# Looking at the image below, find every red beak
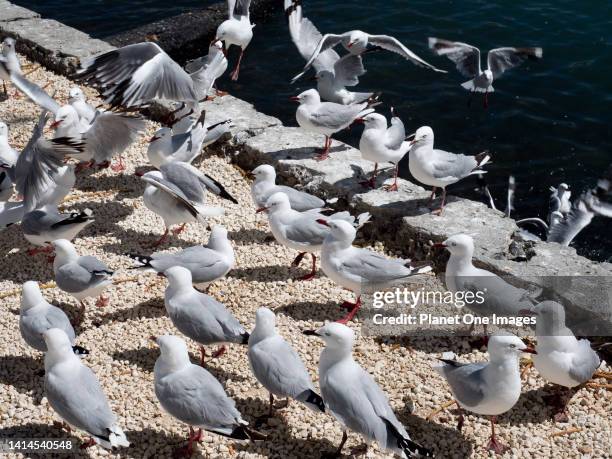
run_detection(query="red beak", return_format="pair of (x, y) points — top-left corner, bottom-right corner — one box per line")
(522, 347), (537, 355)
(432, 242), (447, 248)
(149, 335), (157, 342)
(316, 219), (330, 227)
(256, 207), (268, 213)
(289, 96), (300, 102)
(354, 118), (365, 124)
(49, 120), (62, 129)
(347, 41), (354, 48)
(149, 136), (160, 143)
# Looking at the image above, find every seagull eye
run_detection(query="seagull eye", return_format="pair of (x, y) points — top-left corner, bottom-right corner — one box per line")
(509, 344), (516, 349)
(451, 242), (457, 247)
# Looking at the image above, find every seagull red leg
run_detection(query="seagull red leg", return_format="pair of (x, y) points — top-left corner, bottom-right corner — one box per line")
(384, 164), (399, 191)
(485, 416), (508, 454)
(152, 228), (169, 247)
(298, 254), (317, 281)
(212, 345), (226, 358)
(172, 223), (187, 235)
(291, 252), (307, 267)
(337, 296), (362, 324)
(230, 49), (244, 81)
(360, 163), (378, 188)
(315, 136), (331, 161)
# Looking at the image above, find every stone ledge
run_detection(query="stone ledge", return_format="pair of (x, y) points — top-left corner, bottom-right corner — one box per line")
(0, 1), (40, 22)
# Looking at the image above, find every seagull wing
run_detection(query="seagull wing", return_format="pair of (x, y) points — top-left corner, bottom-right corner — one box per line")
(293, 33), (345, 81)
(85, 112), (146, 163)
(427, 37), (480, 77)
(141, 173), (200, 219)
(487, 47), (542, 79)
(385, 115), (406, 150)
(8, 69), (61, 114)
(368, 35), (446, 72)
(333, 54), (366, 87)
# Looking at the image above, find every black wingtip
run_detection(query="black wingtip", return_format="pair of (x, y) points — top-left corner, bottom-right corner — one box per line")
(126, 253), (153, 267)
(241, 332), (250, 345)
(304, 389), (325, 413)
(72, 345), (90, 355)
(229, 425), (267, 441)
(381, 417), (433, 458)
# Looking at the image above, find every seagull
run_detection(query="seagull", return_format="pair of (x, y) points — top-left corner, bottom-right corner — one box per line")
(52, 239), (114, 318)
(76, 40), (198, 109)
(428, 38), (542, 107)
(248, 307), (325, 423)
(317, 219), (431, 323)
(128, 224), (235, 289)
(408, 126), (490, 214)
(257, 192), (371, 282)
(163, 266), (249, 365)
(140, 161), (236, 246)
(51, 104), (146, 171)
(249, 164), (326, 211)
(186, 40), (229, 100)
(215, 0), (254, 81)
(291, 88), (376, 160)
(284, 0), (375, 105)
(152, 334), (265, 457)
(549, 183), (571, 217)
(357, 110), (412, 191)
(0, 37), (21, 97)
(43, 328), (130, 449)
(68, 87), (96, 124)
(433, 234), (536, 337)
(434, 332), (536, 454)
(147, 111), (231, 168)
(21, 206), (94, 257)
(295, 29), (446, 82)
(20, 280), (77, 353)
(304, 322), (432, 458)
(521, 301), (602, 422)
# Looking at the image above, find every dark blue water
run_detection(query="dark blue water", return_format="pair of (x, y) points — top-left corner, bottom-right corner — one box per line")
(13, 1), (612, 261)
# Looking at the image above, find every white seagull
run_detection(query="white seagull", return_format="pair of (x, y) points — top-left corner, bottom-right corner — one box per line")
(68, 87), (96, 124)
(408, 126), (490, 214)
(317, 219), (431, 323)
(292, 88), (376, 160)
(43, 328), (130, 449)
(304, 322), (432, 458)
(215, 0), (254, 81)
(357, 110), (412, 191)
(428, 38), (542, 107)
(434, 333), (536, 454)
(186, 40), (229, 100)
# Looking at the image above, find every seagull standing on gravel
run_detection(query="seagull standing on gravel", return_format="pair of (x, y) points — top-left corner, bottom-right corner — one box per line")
(408, 126), (490, 214)
(434, 234), (536, 335)
(43, 328), (130, 450)
(147, 111), (231, 168)
(428, 38), (542, 107)
(76, 40), (198, 109)
(152, 335), (265, 457)
(317, 219), (431, 323)
(434, 333), (536, 454)
(248, 307), (325, 422)
(128, 225), (235, 289)
(68, 87), (96, 124)
(215, 0), (254, 81)
(163, 266), (249, 365)
(249, 164), (326, 211)
(304, 322), (432, 458)
(257, 192), (371, 282)
(521, 301), (602, 422)
(52, 239), (114, 317)
(292, 88), (376, 160)
(284, 0), (374, 105)
(357, 111), (412, 191)
(295, 29), (445, 82)
(20, 280), (76, 353)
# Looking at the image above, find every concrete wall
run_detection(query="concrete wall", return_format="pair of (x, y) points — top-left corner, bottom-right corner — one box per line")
(1, 1), (610, 332)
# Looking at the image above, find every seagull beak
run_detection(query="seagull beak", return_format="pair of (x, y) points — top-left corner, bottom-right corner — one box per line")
(246, 171), (255, 179)
(432, 242), (447, 248)
(519, 309), (537, 317)
(256, 207), (268, 213)
(49, 120), (62, 129)
(149, 136), (160, 143)
(289, 96), (300, 102)
(316, 219), (330, 227)
(149, 335), (157, 343)
(347, 41), (355, 48)
(303, 330), (319, 336)
(354, 118), (365, 124)
(522, 346), (537, 355)
(157, 272), (166, 278)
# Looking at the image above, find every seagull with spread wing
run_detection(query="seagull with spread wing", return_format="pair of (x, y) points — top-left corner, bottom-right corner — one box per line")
(428, 38), (542, 107)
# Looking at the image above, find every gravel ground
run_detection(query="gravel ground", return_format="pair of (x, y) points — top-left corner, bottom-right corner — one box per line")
(0, 58), (610, 459)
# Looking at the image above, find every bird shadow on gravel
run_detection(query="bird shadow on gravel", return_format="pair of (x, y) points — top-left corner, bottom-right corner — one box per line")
(263, 144), (350, 162)
(274, 300), (347, 323)
(0, 355), (45, 404)
(112, 346), (159, 372)
(503, 386), (561, 425)
(397, 403), (474, 457)
(227, 228), (274, 245)
(372, 335), (477, 356)
(75, 170), (143, 197)
(229, 265), (299, 283)
(71, 200), (134, 234)
(97, 297), (166, 327)
(0, 423), (83, 453)
(100, 227), (197, 256)
(115, 427), (188, 459)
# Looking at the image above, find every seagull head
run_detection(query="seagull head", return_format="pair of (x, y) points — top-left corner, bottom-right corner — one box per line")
(2, 37), (15, 53)
(254, 307), (277, 336)
(315, 70), (333, 84)
(435, 234), (474, 258)
(360, 113), (387, 130)
(487, 333), (536, 361)
(409, 126), (434, 147)
(318, 219), (356, 246)
(50, 105), (79, 129)
(260, 192), (291, 214)
(149, 127), (171, 143)
(68, 87), (85, 102)
(304, 322), (355, 352)
(153, 335), (191, 372)
(346, 30), (368, 50)
(250, 164), (276, 183)
(290, 89), (320, 105)
(522, 301), (567, 334)
(43, 328), (73, 357)
(50, 239), (77, 261)
(20, 280), (45, 312)
(164, 266), (193, 289)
